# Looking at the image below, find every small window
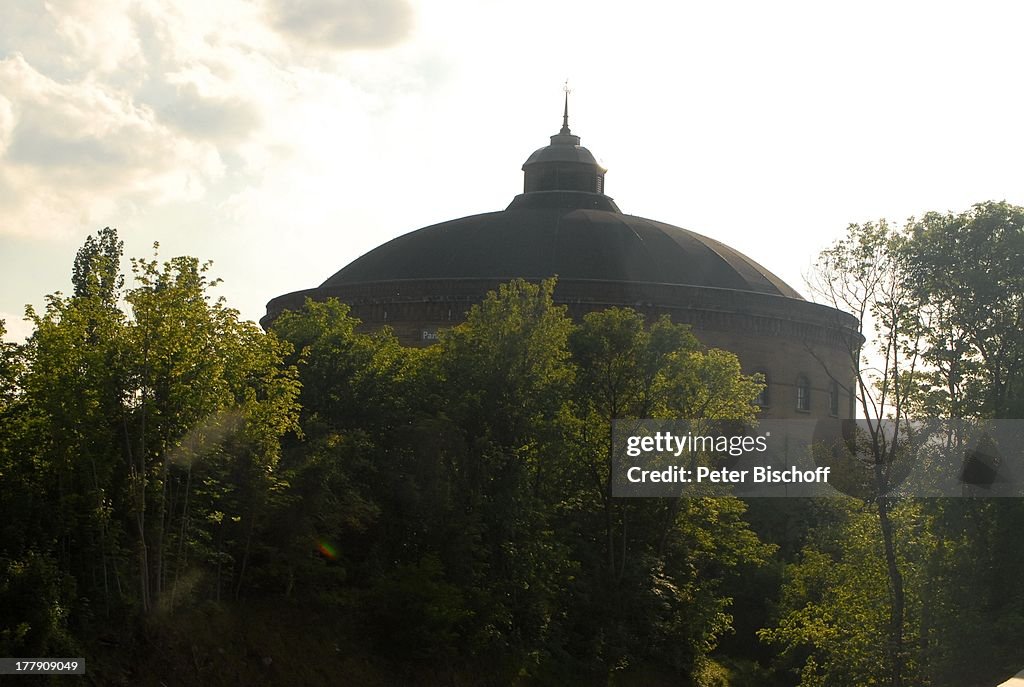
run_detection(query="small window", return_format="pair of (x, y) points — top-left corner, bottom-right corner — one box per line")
(753, 370), (770, 407)
(829, 380), (840, 416)
(796, 375), (811, 412)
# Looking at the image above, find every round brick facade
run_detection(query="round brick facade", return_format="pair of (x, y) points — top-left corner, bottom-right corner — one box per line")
(263, 113), (861, 419)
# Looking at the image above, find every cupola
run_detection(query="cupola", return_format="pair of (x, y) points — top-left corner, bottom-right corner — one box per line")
(521, 91), (607, 195)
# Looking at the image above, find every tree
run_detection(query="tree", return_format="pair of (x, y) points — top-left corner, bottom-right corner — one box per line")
(769, 207), (1024, 686)
(0, 319), (21, 416)
(566, 307), (770, 678)
(760, 500), (931, 687)
(120, 249), (300, 609)
(432, 278), (577, 661)
(569, 309), (762, 576)
(906, 201), (1024, 418)
(787, 220), (925, 687)
(272, 281), (579, 666)
(11, 230), (301, 624)
(72, 226), (124, 304)
(21, 262), (131, 619)
(268, 281), (773, 680)
(0, 322), (80, 657)
(902, 201), (1024, 684)
(268, 298), (412, 600)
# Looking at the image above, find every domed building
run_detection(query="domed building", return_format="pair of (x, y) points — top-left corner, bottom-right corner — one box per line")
(263, 99), (861, 419)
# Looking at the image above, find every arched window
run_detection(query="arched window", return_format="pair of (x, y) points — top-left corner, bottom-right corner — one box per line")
(796, 375), (811, 412)
(829, 380), (840, 416)
(753, 370), (770, 407)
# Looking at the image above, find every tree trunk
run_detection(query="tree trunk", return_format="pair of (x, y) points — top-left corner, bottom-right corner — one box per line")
(877, 491), (905, 687)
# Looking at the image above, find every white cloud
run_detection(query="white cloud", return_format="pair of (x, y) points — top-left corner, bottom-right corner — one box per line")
(0, 94), (13, 156)
(266, 0), (414, 51)
(0, 0), (428, 242)
(0, 54), (225, 238)
(0, 1), (139, 82)
(48, 0), (146, 76)
(0, 1), (279, 239)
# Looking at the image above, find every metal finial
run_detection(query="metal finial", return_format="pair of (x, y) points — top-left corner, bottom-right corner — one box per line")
(561, 80), (572, 134)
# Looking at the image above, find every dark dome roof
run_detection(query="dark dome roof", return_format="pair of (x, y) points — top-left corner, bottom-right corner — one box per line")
(523, 139), (603, 167)
(321, 192), (803, 300)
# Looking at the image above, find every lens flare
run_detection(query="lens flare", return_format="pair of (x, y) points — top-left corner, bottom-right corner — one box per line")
(317, 540), (338, 560)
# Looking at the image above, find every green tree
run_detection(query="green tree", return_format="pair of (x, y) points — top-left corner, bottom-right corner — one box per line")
(564, 307), (770, 679)
(770, 208), (1024, 687)
(21, 266), (131, 619)
(72, 226), (124, 304)
(432, 278), (576, 661)
(0, 322), (81, 656)
(761, 500), (930, 687)
(268, 298), (412, 599)
(120, 250), (300, 609)
(906, 201), (1024, 418)
(9, 230), (300, 628)
(269, 281), (772, 680)
(794, 220), (925, 687)
(902, 203), (1024, 683)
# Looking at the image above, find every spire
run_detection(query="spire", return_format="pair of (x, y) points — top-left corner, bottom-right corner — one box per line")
(560, 80), (571, 135)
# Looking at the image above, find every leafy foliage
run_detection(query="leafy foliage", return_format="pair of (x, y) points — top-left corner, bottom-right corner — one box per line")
(768, 203), (1024, 687)
(907, 201), (1024, 418)
(1, 231), (301, 650)
(3, 213), (1024, 684)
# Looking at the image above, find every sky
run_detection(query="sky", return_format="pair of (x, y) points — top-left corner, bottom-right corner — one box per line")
(2, 0), (1023, 342)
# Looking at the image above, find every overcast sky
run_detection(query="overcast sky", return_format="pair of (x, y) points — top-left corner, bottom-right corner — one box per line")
(2, 0), (1023, 342)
